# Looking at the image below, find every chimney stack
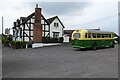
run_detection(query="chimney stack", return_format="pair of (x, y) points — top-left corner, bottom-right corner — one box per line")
(33, 4), (42, 42)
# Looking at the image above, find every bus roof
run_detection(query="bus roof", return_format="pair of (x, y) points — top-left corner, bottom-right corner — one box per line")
(86, 29), (113, 34)
(73, 29), (114, 34)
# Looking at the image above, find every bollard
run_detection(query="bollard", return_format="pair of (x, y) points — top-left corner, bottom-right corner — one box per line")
(26, 44), (28, 49)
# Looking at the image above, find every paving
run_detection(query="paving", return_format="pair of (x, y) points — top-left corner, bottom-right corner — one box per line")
(2, 43), (118, 78)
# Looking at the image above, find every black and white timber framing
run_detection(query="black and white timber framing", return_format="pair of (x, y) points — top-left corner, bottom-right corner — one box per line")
(12, 12), (50, 43)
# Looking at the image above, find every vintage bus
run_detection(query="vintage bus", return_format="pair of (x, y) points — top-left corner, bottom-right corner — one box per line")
(71, 29), (115, 50)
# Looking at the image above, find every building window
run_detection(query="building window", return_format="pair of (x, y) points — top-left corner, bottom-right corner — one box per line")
(54, 22), (59, 27)
(53, 32), (59, 38)
(57, 23), (59, 27)
(54, 23), (56, 27)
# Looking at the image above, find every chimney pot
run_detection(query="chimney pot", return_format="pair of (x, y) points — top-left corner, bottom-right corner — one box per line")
(36, 3), (38, 8)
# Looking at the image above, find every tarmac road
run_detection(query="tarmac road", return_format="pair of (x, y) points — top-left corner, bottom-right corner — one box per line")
(2, 43), (118, 78)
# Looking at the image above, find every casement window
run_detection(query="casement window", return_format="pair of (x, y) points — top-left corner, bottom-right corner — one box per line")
(56, 23), (59, 27)
(54, 23), (56, 27)
(53, 32), (59, 38)
(54, 22), (59, 27)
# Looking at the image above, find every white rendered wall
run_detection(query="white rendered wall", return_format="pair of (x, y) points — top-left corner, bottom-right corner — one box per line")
(50, 18), (63, 38)
(63, 35), (69, 43)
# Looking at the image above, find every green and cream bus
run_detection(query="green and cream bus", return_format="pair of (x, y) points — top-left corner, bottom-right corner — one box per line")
(71, 29), (115, 50)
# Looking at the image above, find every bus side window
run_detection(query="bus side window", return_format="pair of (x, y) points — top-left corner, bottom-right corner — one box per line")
(85, 33), (87, 38)
(88, 33), (91, 38)
(109, 34), (111, 38)
(106, 34), (109, 38)
(92, 33), (96, 38)
(104, 34), (106, 38)
(105, 34), (109, 38)
(97, 34), (100, 38)
(105, 34), (106, 38)
(102, 34), (104, 38)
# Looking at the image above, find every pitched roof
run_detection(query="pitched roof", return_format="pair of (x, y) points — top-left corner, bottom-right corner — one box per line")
(47, 16), (56, 24)
(13, 12), (49, 29)
(47, 16), (65, 28)
(20, 17), (26, 20)
(20, 17), (26, 22)
(64, 30), (74, 34)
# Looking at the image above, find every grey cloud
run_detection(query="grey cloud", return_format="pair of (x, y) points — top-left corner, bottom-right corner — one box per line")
(27, 2), (93, 15)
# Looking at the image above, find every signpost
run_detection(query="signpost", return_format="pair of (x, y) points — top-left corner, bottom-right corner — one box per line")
(2, 17), (3, 35)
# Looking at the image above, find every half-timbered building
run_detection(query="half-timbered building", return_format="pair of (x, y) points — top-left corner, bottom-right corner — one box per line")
(13, 4), (65, 43)
(13, 4), (62, 43)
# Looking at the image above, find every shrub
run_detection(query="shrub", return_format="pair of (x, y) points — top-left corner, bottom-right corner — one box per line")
(50, 38), (58, 43)
(42, 37), (59, 43)
(12, 41), (27, 49)
(22, 41), (27, 48)
(59, 37), (64, 43)
(2, 35), (13, 47)
(42, 37), (50, 43)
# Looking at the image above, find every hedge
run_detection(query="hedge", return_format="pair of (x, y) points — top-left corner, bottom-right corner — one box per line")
(2, 35), (12, 47)
(12, 41), (27, 49)
(42, 37), (63, 43)
(58, 37), (64, 43)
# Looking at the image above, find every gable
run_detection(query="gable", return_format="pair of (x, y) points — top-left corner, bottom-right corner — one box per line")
(47, 16), (65, 28)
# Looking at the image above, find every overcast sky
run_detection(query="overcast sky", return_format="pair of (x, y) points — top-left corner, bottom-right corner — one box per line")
(0, 0), (119, 35)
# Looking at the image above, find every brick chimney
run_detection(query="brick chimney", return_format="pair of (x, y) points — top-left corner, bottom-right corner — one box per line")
(33, 4), (42, 42)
